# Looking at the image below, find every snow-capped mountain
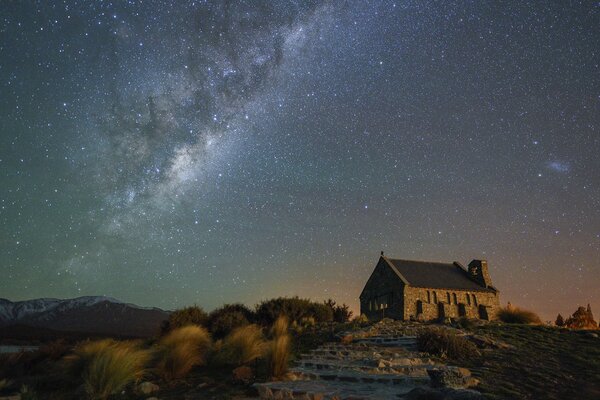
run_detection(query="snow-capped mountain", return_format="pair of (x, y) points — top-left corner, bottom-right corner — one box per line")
(0, 296), (169, 337)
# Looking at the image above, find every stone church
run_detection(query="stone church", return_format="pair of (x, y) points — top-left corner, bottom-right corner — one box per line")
(360, 253), (500, 321)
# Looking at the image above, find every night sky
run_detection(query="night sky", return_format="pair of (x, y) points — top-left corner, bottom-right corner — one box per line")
(1, 1), (599, 321)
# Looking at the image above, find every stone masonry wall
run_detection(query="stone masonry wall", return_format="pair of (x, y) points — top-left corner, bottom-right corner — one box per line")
(360, 258), (405, 321)
(403, 286), (500, 321)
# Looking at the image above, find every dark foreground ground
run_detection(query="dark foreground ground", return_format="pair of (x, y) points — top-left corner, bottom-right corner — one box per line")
(1, 321), (599, 400)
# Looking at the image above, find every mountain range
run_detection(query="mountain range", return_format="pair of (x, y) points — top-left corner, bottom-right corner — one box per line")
(0, 296), (169, 338)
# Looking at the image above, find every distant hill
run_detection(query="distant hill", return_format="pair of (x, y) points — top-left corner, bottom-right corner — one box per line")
(0, 296), (169, 338)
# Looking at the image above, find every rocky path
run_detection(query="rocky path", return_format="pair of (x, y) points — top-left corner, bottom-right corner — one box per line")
(255, 322), (483, 400)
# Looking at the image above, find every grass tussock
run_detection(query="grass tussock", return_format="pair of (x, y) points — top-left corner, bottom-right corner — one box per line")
(66, 339), (150, 400)
(496, 306), (542, 325)
(156, 325), (212, 381)
(267, 316), (291, 379)
(215, 324), (267, 366)
(417, 327), (480, 361)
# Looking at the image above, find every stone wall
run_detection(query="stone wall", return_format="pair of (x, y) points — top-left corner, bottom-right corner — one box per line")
(360, 258), (405, 320)
(403, 286), (500, 321)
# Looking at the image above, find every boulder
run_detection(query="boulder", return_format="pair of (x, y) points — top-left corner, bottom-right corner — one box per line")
(233, 365), (254, 384)
(428, 367), (478, 389)
(404, 386), (445, 400)
(138, 381), (159, 394)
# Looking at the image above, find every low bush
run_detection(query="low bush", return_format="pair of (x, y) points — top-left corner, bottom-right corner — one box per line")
(208, 304), (254, 339)
(65, 339), (150, 400)
(160, 305), (209, 334)
(496, 306), (542, 325)
(417, 327), (480, 361)
(155, 325), (212, 381)
(215, 324), (267, 366)
(255, 297), (333, 325)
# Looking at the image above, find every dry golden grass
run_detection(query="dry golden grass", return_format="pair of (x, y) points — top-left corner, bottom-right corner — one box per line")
(155, 325), (212, 381)
(267, 316), (291, 378)
(66, 339), (150, 400)
(215, 324), (267, 366)
(496, 306), (542, 325)
(271, 315), (289, 337)
(417, 327), (480, 361)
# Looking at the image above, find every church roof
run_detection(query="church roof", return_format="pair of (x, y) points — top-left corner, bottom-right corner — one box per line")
(383, 257), (496, 292)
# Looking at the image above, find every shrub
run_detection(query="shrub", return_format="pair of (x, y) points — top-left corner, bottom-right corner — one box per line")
(155, 325), (212, 381)
(324, 299), (353, 323)
(161, 305), (209, 334)
(417, 327), (480, 361)
(255, 297), (333, 325)
(215, 324), (267, 366)
(353, 314), (369, 324)
(496, 306), (542, 324)
(38, 339), (71, 360)
(66, 339), (150, 400)
(267, 316), (291, 379)
(555, 314), (565, 327)
(208, 304), (254, 339)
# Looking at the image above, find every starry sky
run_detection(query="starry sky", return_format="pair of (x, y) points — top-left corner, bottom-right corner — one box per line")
(1, 1), (599, 321)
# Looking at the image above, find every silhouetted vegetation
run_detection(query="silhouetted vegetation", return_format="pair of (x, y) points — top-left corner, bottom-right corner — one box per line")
(496, 306), (542, 325)
(555, 313), (565, 327)
(208, 303), (254, 339)
(255, 296), (333, 325)
(565, 304), (597, 329)
(160, 305), (209, 335)
(324, 298), (353, 323)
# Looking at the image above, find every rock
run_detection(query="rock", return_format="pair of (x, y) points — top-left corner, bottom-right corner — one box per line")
(138, 381), (159, 394)
(256, 385), (273, 399)
(404, 386), (445, 400)
(233, 365), (254, 384)
(469, 334), (513, 349)
(585, 332), (598, 338)
(428, 367), (478, 389)
(442, 388), (486, 400)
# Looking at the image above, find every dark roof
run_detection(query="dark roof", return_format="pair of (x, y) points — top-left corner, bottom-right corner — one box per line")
(384, 257), (495, 292)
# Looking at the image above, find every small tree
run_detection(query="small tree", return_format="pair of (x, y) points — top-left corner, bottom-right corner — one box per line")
(555, 314), (565, 327)
(565, 304), (597, 329)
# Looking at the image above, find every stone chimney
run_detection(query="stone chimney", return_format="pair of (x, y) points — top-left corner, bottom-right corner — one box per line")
(468, 259), (493, 288)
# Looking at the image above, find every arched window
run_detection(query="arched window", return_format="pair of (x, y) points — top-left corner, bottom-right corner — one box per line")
(433, 292), (438, 304)
(453, 293), (458, 304)
(427, 291), (431, 303)
(466, 293), (471, 305)
(447, 292), (451, 303)
(473, 294), (478, 306)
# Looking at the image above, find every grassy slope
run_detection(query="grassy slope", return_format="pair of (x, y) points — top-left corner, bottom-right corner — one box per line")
(462, 324), (600, 399)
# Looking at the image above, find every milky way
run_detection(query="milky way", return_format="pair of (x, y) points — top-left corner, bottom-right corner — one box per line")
(1, 1), (599, 320)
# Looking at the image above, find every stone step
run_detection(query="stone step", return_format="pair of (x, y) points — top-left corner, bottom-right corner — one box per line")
(288, 367), (431, 386)
(255, 379), (424, 400)
(296, 359), (434, 376)
(305, 346), (414, 357)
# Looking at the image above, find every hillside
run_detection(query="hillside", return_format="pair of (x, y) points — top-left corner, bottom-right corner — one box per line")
(0, 296), (169, 338)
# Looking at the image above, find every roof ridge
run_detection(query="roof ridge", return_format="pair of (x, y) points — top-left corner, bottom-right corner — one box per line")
(388, 258), (456, 266)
